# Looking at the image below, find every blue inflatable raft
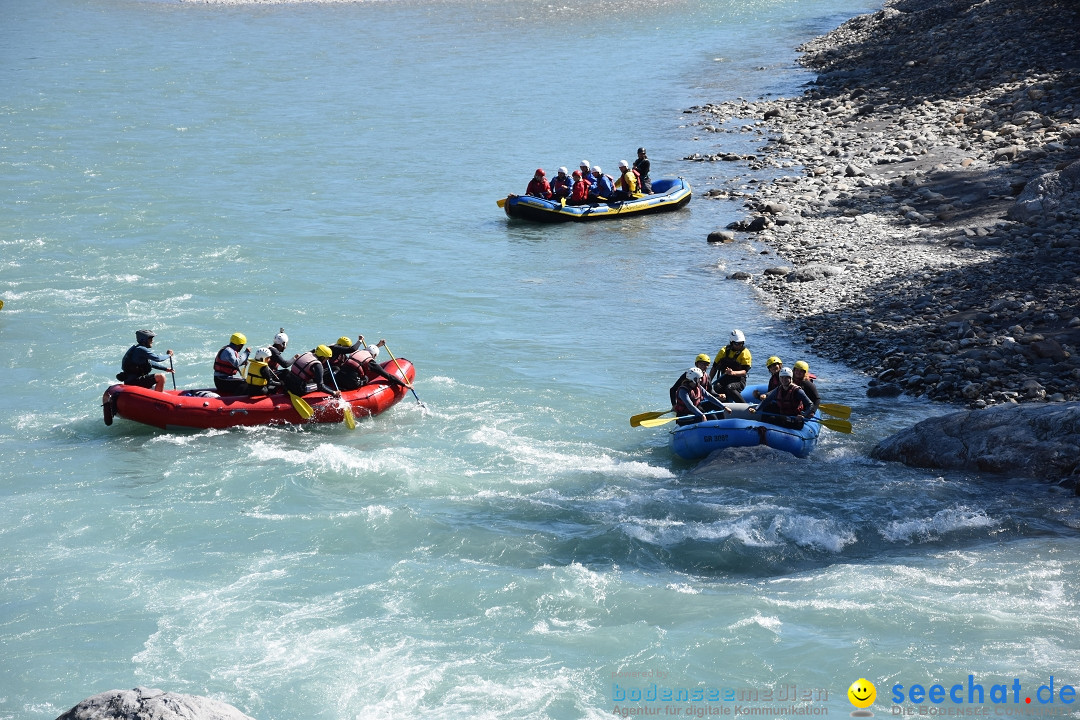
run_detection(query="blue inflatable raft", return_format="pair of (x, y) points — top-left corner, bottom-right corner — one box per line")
(667, 385), (822, 460)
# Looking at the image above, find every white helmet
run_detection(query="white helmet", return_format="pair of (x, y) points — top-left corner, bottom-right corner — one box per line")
(684, 367), (704, 383)
(730, 329), (746, 343)
(252, 347), (272, 361)
(366, 344), (380, 359)
(778, 366), (793, 379)
(273, 330), (288, 346)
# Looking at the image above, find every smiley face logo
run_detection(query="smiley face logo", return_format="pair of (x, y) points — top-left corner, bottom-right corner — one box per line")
(848, 678), (876, 709)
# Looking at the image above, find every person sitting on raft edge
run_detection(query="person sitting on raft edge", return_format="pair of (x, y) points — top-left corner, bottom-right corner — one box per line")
(119, 329), (174, 392)
(674, 367), (730, 426)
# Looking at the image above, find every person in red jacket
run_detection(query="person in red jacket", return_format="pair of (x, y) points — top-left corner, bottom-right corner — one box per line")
(526, 168), (552, 199)
(568, 170), (591, 205)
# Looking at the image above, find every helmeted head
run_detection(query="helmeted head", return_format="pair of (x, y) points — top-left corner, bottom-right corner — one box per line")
(315, 345), (333, 359)
(637, 147), (647, 156)
(252, 347), (272, 362)
(619, 160), (629, 170)
(366, 344), (381, 359)
(592, 166), (602, 175)
(135, 329), (156, 346)
(273, 330), (288, 348)
(337, 336), (353, 347)
(778, 366), (794, 382)
(730, 329), (745, 344)
(767, 356), (782, 370)
(684, 367), (705, 384)
(534, 168), (546, 177)
(695, 353), (712, 367)
(557, 166), (568, 176)
(580, 160), (590, 172)
(230, 332), (247, 347)
(793, 360), (810, 374)
(572, 170), (582, 178)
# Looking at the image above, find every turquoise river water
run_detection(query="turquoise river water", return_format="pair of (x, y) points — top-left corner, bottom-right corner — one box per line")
(2, 0), (1079, 718)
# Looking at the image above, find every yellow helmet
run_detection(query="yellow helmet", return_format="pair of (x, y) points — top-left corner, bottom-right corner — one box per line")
(315, 344), (333, 358)
(695, 353), (712, 364)
(230, 332), (247, 346)
(337, 336), (352, 347)
(767, 356), (782, 367)
(794, 360), (810, 372)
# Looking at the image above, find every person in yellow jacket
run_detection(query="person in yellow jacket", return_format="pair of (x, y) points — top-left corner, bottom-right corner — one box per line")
(612, 159), (642, 201)
(244, 347), (281, 395)
(709, 329), (752, 403)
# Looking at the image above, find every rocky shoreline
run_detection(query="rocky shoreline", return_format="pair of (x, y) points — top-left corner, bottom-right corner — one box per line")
(687, 0), (1080, 407)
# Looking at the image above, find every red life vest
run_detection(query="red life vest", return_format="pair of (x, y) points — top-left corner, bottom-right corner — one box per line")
(213, 345), (242, 377)
(774, 384), (804, 415)
(570, 178), (590, 203)
(673, 383), (703, 417)
(289, 351), (320, 383)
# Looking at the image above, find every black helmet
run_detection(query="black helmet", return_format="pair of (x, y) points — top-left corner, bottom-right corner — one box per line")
(135, 329), (156, 345)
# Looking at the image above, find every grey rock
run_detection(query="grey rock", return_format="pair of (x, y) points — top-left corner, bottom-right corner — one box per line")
(786, 264), (845, 282)
(871, 402), (1080, 480)
(55, 688), (256, 720)
(707, 230), (736, 243)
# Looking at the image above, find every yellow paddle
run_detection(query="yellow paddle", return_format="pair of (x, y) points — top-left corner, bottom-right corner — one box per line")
(630, 409), (672, 427)
(818, 403), (851, 419)
(0, 298), (4, 311)
(383, 344), (425, 408)
(288, 391), (314, 421)
(324, 361), (355, 430)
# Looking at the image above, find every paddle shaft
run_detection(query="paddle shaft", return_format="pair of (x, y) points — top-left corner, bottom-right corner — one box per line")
(169, 355), (176, 390)
(383, 344), (424, 407)
(324, 360), (355, 430)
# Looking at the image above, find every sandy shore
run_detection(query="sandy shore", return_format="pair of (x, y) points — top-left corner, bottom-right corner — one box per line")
(687, 0), (1080, 407)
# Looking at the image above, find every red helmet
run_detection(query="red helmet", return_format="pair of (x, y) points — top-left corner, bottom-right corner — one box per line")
(535, 168), (545, 176)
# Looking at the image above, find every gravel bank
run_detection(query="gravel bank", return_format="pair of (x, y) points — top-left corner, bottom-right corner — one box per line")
(687, 0), (1080, 407)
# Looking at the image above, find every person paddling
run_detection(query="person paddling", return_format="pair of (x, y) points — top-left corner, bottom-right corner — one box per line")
(284, 345), (340, 398)
(334, 338), (407, 391)
(674, 367), (730, 425)
(212, 332), (250, 396)
(119, 329), (174, 392)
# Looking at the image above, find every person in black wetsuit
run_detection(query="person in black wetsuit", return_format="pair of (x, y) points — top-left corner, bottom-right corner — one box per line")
(119, 329), (174, 392)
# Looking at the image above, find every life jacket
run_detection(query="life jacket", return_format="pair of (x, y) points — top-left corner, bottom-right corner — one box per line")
(673, 383), (703, 417)
(213, 345), (241, 377)
(618, 169), (639, 194)
(570, 178), (590, 203)
(551, 175), (572, 197)
(343, 349), (376, 374)
(121, 345), (150, 377)
(289, 351), (320, 383)
(526, 178), (551, 198)
(632, 167), (643, 189)
(715, 344), (751, 372)
(329, 346), (353, 369)
(774, 384), (804, 415)
(245, 359), (270, 387)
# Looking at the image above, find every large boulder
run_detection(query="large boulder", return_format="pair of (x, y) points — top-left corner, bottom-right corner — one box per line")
(871, 402), (1080, 480)
(1008, 159), (1080, 223)
(55, 687), (256, 720)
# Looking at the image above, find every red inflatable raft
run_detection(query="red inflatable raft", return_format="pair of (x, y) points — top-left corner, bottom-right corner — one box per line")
(102, 358), (415, 430)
